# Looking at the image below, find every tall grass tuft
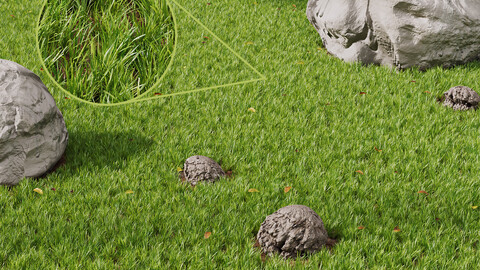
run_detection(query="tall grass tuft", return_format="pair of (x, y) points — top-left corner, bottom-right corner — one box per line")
(38, 0), (175, 103)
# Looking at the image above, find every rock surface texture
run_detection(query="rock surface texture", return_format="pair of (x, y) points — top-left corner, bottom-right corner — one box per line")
(0, 59), (68, 186)
(442, 86), (480, 111)
(257, 205), (329, 259)
(183, 155), (225, 186)
(306, 0), (480, 70)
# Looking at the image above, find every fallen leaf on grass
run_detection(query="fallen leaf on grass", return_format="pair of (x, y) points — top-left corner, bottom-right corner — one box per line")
(296, 61), (304, 65)
(247, 107), (256, 113)
(357, 226), (365, 230)
(125, 190), (134, 194)
(284, 186), (292, 193)
(248, 188), (259, 193)
(64, 97), (70, 99)
(177, 167), (183, 172)
(359, 92), (367, 95)
(33, 188), (43, 195)
(393, 226), (401, 232)
(204, 232), (211, 239)
(472, 206), (478, 209)
(245, 41), (254, 45)
(355, 170), (364, 175)
(374, 146), (382, 152)
(424, 91), (431, 94)
(410, 80), (416, 83)
(154, 93), (162, 96)
(50, 188), (56, 191)
(418, 190), (429, 195)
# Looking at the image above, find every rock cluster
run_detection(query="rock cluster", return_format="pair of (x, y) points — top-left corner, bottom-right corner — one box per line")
(0, 59), (68, 186)
(442, 86), (480, 111)
(257, 205), (329, 259)
(183, 155), (225, 186)
(306, 0), (480, 70)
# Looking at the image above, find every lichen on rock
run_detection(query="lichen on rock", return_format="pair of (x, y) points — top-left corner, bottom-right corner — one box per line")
(183, 155), (225, 186)
(442, 86), (480, 111)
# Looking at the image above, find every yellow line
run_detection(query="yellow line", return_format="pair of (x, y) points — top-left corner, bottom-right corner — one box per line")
(132, 78), (265, 102)
(169, 0), (267, 80)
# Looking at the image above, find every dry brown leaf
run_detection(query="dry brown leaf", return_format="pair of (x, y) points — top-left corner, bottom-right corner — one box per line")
(393, 226), (401, 232)
(357, 226), (365, 230)
(374, 146), (382, 152)
(355, 170), (364, 175)
(284, 186), (292, 193)
(359, 92), (367, 95)
(418, 190), (428, 195)
(204, 232), (211, 239)
(248, 188), (259, 193)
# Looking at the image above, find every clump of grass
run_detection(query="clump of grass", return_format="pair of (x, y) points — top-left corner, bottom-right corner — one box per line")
(38, 0), (175, 103)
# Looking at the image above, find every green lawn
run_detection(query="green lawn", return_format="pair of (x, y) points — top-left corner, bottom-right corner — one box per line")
(1, 0), (480, 268)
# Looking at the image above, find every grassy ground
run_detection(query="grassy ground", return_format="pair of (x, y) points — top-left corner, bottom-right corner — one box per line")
(1, 0), (480, 268)
(38, 0), (174, 103)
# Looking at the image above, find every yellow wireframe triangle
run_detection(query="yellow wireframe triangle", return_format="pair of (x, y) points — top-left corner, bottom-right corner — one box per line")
(131, 0), (267, 103)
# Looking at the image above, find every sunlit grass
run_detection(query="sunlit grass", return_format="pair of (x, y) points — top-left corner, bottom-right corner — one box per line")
(37, 0), (174, 103)
(1, 0), (480, 268)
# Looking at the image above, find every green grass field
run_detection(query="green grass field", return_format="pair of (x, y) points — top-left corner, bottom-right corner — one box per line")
(1, 0), (480, 268)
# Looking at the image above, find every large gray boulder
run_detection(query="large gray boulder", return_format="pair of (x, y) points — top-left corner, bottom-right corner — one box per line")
(257, 205), (329, 259)
(306, 0), (480, 70)
(0, 59), (68, 186)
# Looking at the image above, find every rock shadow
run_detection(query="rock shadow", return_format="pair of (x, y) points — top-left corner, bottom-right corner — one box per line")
(39, 130), (154, 178)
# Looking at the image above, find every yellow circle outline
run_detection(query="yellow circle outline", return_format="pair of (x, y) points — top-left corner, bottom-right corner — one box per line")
(35, 0), (178, 107)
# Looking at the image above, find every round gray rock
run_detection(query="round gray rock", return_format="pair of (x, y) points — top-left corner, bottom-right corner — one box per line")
(0, 59), (68, 186)
(257, 205), (329, 259)
(442, 86), (480, 111)
(183, 155), (225, 186)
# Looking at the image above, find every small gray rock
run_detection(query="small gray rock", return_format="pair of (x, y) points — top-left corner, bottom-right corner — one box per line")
(257, 205), (329, 259)
(183, 155), (225, 186)
(0, 59), (68, 186)
(443, 86), (480, 111)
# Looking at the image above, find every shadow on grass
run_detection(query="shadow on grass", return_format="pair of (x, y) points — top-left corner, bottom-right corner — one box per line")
(57, 130), (154, 176)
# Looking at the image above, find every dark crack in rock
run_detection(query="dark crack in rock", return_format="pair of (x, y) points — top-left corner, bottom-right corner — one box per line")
(0, 59), (68, 186)
(443, 86), (480, 111)
(257, 205), (329, 259)
(183, 155), (225, 186)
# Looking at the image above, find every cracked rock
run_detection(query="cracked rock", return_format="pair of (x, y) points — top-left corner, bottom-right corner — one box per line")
(183, 155), (225, 186)
(257, 205), (329, 259)
(442, 86), (480, 111)
(306, 0), (480, 70)
(0, 59), (68, 186)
